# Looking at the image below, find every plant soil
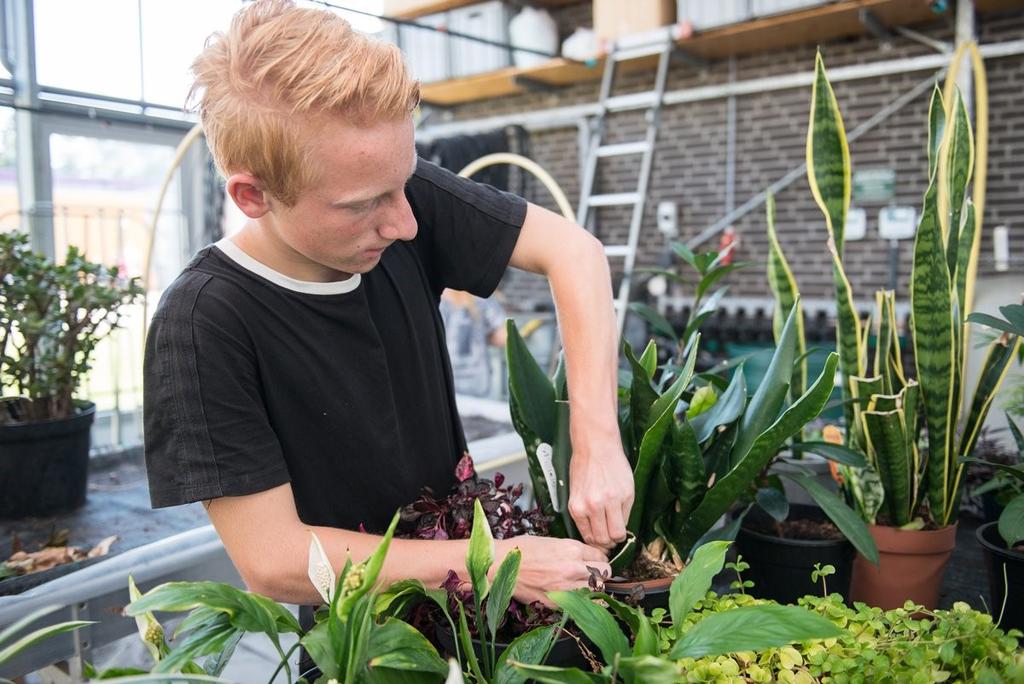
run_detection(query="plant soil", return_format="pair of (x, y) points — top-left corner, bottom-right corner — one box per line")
(620, 550), (678, 582)
(745, 515), (845, 541)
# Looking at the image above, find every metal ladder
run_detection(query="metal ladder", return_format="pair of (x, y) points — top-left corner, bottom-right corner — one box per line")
(577, 28), (674, 340)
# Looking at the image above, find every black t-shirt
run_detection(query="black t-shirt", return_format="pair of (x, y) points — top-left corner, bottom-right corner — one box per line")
(143, 158), (526, 534)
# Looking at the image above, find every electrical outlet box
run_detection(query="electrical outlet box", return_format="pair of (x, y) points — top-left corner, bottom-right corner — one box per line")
(657, 201), (678, 238)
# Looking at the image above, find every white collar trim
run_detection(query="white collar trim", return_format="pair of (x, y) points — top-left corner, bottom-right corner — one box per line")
(213, 237), (361, 295)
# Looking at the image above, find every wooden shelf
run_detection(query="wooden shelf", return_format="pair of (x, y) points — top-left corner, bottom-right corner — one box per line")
(418, 0), (1023, 107)
(384, 0), (582, 20)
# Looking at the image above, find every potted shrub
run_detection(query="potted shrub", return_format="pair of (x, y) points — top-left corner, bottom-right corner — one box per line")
(506, 302), (874, 611)
(0, 232), (143, 519)
(803, 55), (1020, 610)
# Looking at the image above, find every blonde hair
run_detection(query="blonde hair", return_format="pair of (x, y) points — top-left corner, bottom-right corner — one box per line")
(189, 0), (420, 206)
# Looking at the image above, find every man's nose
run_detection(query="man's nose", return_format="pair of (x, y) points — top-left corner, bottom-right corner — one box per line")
(378, 196), (418, 242)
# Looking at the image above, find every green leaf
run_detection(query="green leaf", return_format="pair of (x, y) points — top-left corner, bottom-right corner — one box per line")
(630, 304), (678, 343)
(911, 173), (957, 526)
(669, 604), (843, 659)
(487, 549), (521, 642)
(506, 319), (557, 443)
(807, 51), (851, 255)
(927, 86), (946, 181)
(669, 421), (706, 523)
(942, 88), (974, 277)
(672, 353), (839, 557)
(766, 192), (807, 403)
(687, 386), (717, 420)
(968, 312), (1024, 337)
(689, 370), (746, 444)
(672, 241), (698, 270)
(955, 201), (976, 317)
(509, 664), (605, 684)
(625, 340), (660, 450)
(0, 615), (92, 668)
(788, 441), (867, 468)
(590, 592), (658, 657)
(467, 499), (494, 601)
(696, 262), (747, 302)
(998, 496), (1024, 548)
(755, 487), (789, 522)
(784, 474), (879, 565)
(367, 618), (448, 676)
(616, 655), (683, 684)
(549, 590), (629, 664)
(732, 304), (801, 466)
(1008, 412), (1024, 456)
(300, 622), (340, 680)
(495, 625), (560, 684)
(669, 541), (730, 630)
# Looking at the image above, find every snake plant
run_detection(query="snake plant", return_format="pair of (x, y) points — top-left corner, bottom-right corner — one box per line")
(807, 53), (1021, 528)
(506, 303), (873, 575)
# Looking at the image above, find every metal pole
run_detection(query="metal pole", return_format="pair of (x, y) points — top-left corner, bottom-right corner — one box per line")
(725, 55), (737, 217)
(955, 0), (976, 116)
(9, 0), (54, 257)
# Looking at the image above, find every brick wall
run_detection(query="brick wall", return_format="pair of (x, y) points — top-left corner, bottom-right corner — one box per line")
(430, 5), (1024, 314)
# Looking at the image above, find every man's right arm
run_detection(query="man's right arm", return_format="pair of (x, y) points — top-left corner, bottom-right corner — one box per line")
(205, 482), (610, 606)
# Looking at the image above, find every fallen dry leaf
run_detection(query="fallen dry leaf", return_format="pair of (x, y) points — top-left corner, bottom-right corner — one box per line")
(2, 535), (118, 577)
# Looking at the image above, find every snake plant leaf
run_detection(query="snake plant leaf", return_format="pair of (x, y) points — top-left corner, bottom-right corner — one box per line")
(807, 51), (851, 253)
(927, 86), (946, 182)
(627, 340), (699, 535)
(862, 405), (914, 527)
(506, 319), (556, 443)
(955, 336), (1021, 525)
(1009, 412), (1024, 456)
(911, 176), (957, 525)
(553, 400), (577, 538)
(941, 88), (975, 277)
(671, 420), (706, 523)
(873, 291), (895, 394)
(671, 352), (839, 557)
(788, 441), (867, 468)
(625, 340), (660, 449)
(732, 303), (801, 467)
(766, 192), (807, 403)
(825, 238), (866, 443)
(955, 202), (976, 320)
(690, 369), (746, 444)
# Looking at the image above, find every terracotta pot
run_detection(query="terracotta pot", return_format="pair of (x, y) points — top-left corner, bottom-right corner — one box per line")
(605, 576), (674, 612)
(850, 523), (957, 610)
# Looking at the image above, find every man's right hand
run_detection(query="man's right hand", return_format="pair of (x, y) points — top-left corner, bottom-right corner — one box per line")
(495, 535), (609, 606)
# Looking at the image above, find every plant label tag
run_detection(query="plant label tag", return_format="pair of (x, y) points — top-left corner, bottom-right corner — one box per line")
(536, 442), (561, 512)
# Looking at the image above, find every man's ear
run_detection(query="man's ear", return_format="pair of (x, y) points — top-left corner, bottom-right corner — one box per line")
(227, 173), (272, 219)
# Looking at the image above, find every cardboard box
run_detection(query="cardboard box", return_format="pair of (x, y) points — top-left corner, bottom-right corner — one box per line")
(593, 0), (676, 41)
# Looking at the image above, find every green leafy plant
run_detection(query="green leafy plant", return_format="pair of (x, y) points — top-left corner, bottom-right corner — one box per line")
(377, 499), (567, 684)
(803, 53), (1020, 528)
(962, 413), (1024, 549)
(0, 231), (143, 423)
(675, 594), (1023, 683)
(631, 240), (747, 366)
(809, 564), (835, 597)
(512, 541), (843, 683)
(725, 556), (752, 595)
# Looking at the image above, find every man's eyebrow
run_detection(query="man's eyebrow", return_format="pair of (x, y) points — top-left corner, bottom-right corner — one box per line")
(331, 159), (417, 208)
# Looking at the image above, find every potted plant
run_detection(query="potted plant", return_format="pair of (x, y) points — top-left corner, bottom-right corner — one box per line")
(731, 191), (876, 606)
(803, 54), (1020, 610)
(506, 302), (873, 611)
(0, 232), (143, 519)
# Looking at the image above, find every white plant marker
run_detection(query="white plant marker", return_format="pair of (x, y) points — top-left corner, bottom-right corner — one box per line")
(445, 658), (465, 683)
(536, 442), (561, 512)
(307, 531), (335, 604)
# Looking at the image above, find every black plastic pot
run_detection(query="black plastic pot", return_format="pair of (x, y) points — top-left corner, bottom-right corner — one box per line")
(735, 504), (854, 605)
(977, 521), (1024, 632)
(0, 401), (95, 519)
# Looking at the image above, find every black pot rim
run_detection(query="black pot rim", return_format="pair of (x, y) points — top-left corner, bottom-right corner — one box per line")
(977, 521), (1024, 562)
(0, 400), (96, 441)
(738, 522), (853, 549)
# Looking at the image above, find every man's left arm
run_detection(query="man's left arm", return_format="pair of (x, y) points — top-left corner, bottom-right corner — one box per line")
(508, 202), (634, 549)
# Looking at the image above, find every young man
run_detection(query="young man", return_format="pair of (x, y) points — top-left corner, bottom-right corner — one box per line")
(143, 0), (632, 611)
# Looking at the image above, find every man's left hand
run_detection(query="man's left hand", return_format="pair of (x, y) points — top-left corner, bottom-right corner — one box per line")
(568, 439), (634, 550)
